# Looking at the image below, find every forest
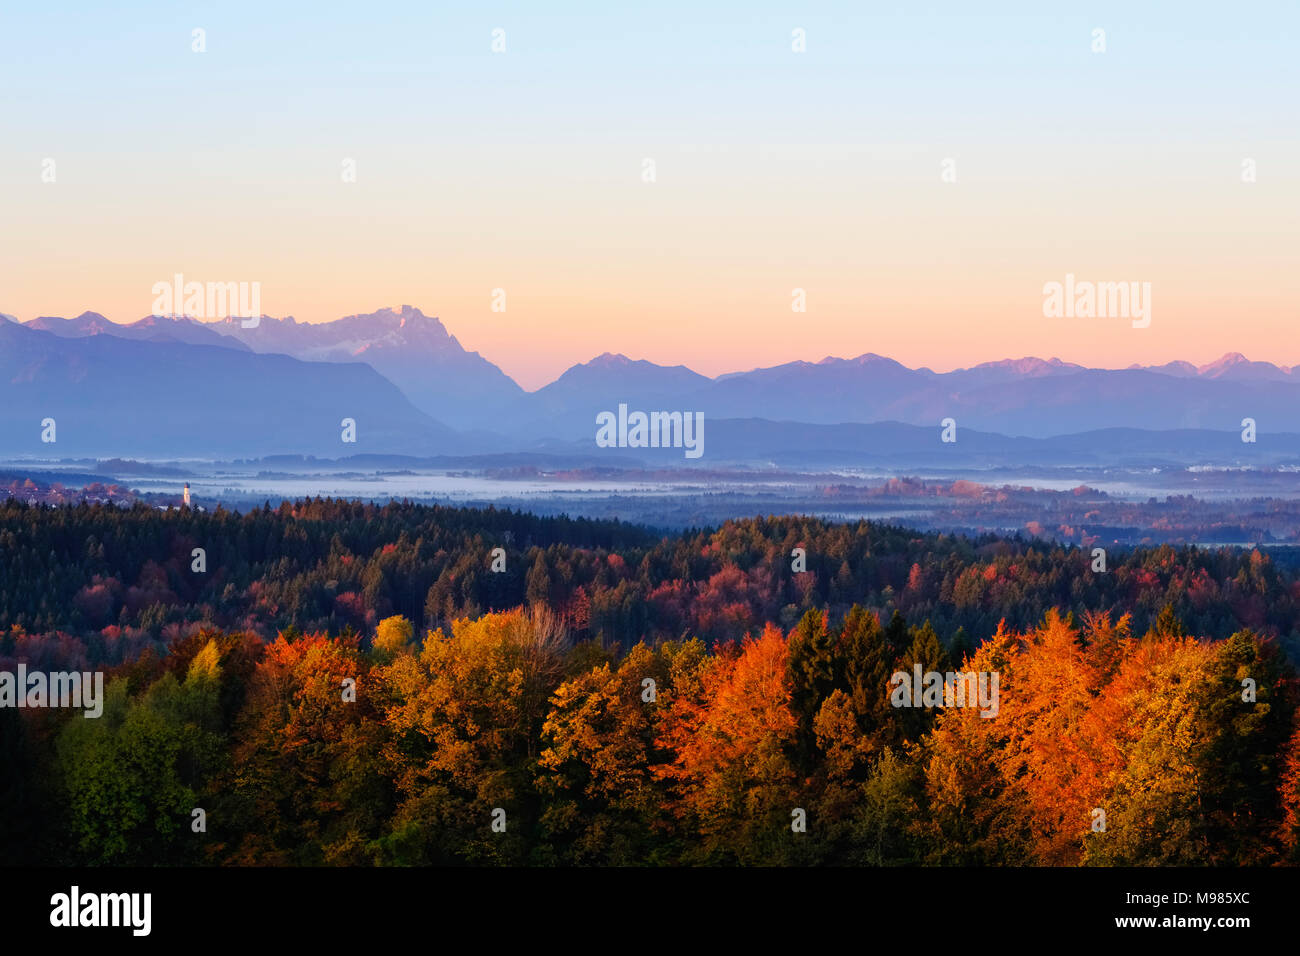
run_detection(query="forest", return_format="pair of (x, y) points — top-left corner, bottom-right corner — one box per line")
(2, 498), (1299, 865)
(3, 497), (1299, 668)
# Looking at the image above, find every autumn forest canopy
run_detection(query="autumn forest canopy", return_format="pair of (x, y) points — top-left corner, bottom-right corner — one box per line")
(2, 498), (1300, 866)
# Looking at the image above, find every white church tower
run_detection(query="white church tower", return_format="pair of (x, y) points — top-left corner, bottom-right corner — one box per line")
(183, 482), (191, 508)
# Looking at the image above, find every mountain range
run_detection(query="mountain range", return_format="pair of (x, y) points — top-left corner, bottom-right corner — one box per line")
(0, 319), (464, 458)
(4, 307), (1299, 463)
(201, 305), (523, 430)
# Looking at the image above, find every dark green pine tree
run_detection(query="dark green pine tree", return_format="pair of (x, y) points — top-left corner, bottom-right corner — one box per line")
(786, 608), (837, 773)
(838, 605), (896, 753)
(896, 620), (947, 743)
(1195, 629), (1296, 864)
(948, 625), (973, 667)
(883, 609), (911, 659)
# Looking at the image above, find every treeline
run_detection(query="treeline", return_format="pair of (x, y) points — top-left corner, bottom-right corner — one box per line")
(2, 498), (1299, 670)
(3, 606), (1299, 866)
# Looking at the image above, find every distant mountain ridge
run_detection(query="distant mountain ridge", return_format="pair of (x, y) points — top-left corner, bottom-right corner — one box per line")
(25, 311), (250, 351)
(493, 349), (1300, 440)
(0, 320), (468, 458)
(10, 306), (1300, 449)
(199, 305), (523, 430)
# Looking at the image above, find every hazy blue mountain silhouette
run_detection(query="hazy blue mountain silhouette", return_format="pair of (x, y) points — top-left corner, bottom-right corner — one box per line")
(9, 308), (1300, 461)
(201, 305), (522, 430)
(0, 321), (469, 458)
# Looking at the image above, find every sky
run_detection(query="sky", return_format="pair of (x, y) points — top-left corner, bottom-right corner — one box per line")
(1, 1), (1297, 390)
